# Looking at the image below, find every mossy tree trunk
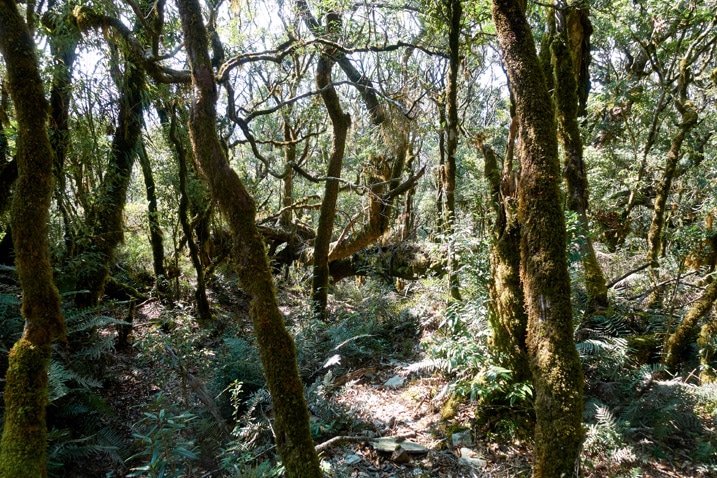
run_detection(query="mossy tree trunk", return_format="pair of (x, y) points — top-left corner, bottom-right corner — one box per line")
(482, 143), (530, 383)
(0, 1), (66, 475)
(647, 99), (698, 265)
(492, 0), (584, 475)
(74, 57), (145, 308)
(697, 316), (717, 383)
(663, 278), (717, 371)
(165, 103), (212, 323)
(175, 0), (322, 474)
(138, 139), (168, 291)
(46, 8), (80, 260)
(551, 9), (608, 311)
(311, 16), (350, 320)
(444, 0), (462, 301)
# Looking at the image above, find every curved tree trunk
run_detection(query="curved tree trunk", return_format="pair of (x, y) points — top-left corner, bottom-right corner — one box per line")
(647, 101), (698, 264)
(492, 0), (584, 475)
(663, 278), (717, 371)
(552, 15), (608, 311)
(311, 34), (350, 320)
(74, 59), (145, 308)
(175, 0), (322, 475)
(0, 1), (66, 474)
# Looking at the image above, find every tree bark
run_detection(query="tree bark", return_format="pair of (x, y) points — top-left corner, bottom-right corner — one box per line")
(74, 59), (145, 308)
(483, 143), (530, 383)
(174, 0), (322, 475)
(166, 104), (212, 323)
(0, 1), (66, 474)
(46, 8), (80, 260)
(492, 0), (584, 475)
(137, 139), (168, 290)
(647, 99), (698, 264)
(663, 278), (717, 371)
(311, 28), (350, 320)
(552, 14), (608, 311)
(444, 0), (462, 301)
(328, 243), (445, 283)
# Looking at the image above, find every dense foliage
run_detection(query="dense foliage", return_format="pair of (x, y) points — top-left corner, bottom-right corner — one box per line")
(0, 0), (716, 475)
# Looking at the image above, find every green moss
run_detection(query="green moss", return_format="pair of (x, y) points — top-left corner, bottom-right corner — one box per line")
(0, 339), (52, 478)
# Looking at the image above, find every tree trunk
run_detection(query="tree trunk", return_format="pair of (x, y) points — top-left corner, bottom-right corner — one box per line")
(328, 243), (445, 283)
(74, 59), (145, 308)
(311, 32), (350, 320)
(697, 316), (717, 383)
(444, 0), (462, 301)
(663, 278), (717, 371)
(175, 0), (322, 475)
(166, 105), (212, 324)
(492, 0), (584, 475)
(483, 143), (530, 383)
(551, 14), (608, 311)
(46, 8), (80, 260)
(0, 1), (66, 475)
(138, 139), (167, 287)
(647, 100), (698, 264)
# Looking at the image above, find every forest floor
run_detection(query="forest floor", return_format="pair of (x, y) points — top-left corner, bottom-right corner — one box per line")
(104, 281), (533, 477)
(91, 273), (715, 478)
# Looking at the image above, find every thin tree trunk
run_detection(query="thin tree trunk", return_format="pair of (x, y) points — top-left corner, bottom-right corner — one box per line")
(647, 101), (698, 264)
(697, 317), (717, 383)
(165, 104), (212, 324)
(47, 11), (79, 260)
(552, 15), (608, 311)
(175, 0), (322, 474)
(137, 139), (168, 290)
(311, 36), (350, 320)
(444, 0), (462, 301)
(492, 0), (584, 475)
(0, 1), (66, 474)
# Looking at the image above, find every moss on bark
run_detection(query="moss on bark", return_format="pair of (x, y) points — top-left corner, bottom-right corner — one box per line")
(552, 31), (608, 311)
(444, 0), (462, 301)
(175, 0), (321, 474)
(664, 279), (717, 371)
(311, 45), (350, 320)
(0, 340), (52, 478)
(492, 0), (584, 475)
(0, 0), (65, 474)
(75, 60), (145, 308)
(483, 144), (530, 383)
